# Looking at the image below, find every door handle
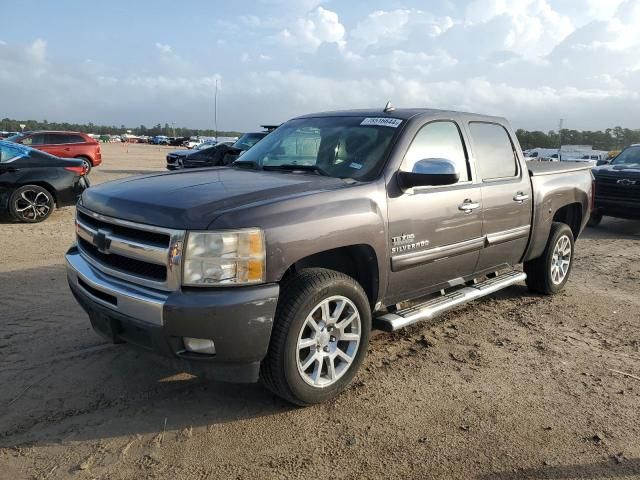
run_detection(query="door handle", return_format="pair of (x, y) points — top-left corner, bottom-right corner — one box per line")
(458, 199), (480, 214)
(513, 192), (529, 203)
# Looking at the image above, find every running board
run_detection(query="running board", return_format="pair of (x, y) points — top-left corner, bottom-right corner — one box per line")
(375, 271), (527, 332)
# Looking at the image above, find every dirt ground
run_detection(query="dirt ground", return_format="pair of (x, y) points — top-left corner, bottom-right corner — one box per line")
(1, 143), (639, 480)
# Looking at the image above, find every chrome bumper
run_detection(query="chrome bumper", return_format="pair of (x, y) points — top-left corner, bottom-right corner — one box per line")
(66, 247), (167, 326)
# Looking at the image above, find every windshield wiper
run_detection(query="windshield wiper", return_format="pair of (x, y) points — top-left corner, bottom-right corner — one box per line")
(263, 164), (330, 176)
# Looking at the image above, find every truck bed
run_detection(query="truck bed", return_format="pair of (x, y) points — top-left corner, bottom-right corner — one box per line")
(527, 160), (594, 176)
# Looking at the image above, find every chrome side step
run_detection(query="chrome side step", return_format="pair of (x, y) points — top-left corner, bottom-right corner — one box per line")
(375, 270), (527, 332)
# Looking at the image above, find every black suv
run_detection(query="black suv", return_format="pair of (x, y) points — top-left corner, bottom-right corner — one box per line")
(590, 145), (640, 225)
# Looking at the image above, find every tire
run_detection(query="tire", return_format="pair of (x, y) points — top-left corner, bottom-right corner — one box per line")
(587, 212), (602, 228)
(75, 156), (92, 174)
(9, 185), (55, 223)
(524, 222), (575, 295)
(260, 268), (371, 406)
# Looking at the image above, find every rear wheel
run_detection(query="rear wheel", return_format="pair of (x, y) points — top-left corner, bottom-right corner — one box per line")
(260, 268), (371, 405)
(524, 222), (574, 295)
(75, 156), (92, 174)
(9, 185), (55, 223)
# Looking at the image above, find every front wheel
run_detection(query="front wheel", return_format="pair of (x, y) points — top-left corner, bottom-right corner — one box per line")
(260, 268), (371, 406)
(524, 222), (575, 295)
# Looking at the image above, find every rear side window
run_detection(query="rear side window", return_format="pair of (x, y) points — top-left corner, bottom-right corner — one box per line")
(401, 121), (470, 182)
(469, 122), (518, 180)
(46, 133), (84, 144)
(0, 143), (24, 163)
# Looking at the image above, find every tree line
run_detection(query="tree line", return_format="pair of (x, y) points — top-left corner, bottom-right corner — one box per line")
(0, 118), (242, 138)
(2, 117), (639, 150)
(516, 126), (639, 151)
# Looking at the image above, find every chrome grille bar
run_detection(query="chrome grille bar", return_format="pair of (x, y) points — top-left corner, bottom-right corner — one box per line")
(75, 206), (186, 291)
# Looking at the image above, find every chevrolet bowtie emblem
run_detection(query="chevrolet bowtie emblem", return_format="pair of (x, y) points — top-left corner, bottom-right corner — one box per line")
(617, 178), (637, 186)
(94, 229), (112, 254)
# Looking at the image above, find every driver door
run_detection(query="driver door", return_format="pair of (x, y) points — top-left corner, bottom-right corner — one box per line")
(385, 120), (483, 304)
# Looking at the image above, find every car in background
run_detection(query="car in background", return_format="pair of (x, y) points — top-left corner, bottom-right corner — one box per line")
(6, 131), (102, 173)
(169, 136), (190, 146)
(166, 132), (268, 170)
(590, 144), (640, 226)
(151, 135), (170, 145)
(0, 140), (89, 223)
(165, 141), (227, 170)
(184, 139), (205, 149)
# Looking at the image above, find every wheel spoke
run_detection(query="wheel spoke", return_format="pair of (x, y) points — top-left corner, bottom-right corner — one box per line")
(337, 312), (357, 330)
(331, 299), (346, 322)
(335, 348), (353, 365)
(310, 358), (322, 384)
(327, 356), (336, 380)
(306, 316), (321, 333)
(320, 301), (331, 322)
(340, 332), (360, 342)
(300, 352), (317, 371)
(298, 338), (316, 350)
(20, 191), (32, 203)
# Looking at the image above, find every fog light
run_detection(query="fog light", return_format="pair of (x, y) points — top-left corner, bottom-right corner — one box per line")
(183, 337), (216, 355)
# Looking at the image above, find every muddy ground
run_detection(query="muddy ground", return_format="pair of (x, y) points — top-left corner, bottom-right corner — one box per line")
(1, 143), (639, 479)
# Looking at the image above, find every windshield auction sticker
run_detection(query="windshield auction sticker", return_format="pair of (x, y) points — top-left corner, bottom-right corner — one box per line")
(360, 117), (403, 128)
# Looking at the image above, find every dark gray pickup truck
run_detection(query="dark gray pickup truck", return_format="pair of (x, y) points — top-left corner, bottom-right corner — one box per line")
(66, 108), (593, 405)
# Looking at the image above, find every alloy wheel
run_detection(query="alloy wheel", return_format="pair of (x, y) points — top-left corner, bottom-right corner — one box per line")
(296, 295), (361, 388)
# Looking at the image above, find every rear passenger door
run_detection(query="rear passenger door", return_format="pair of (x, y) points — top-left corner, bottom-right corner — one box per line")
(467, 122), (532, 272)
(43, 133), (73, 158)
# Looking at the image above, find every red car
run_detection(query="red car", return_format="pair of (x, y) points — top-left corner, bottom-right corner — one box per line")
(7, 131), (102, 173)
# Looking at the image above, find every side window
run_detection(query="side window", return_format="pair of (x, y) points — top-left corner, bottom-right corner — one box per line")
(30, 134), (47, 145)
(46, 134), (66, 144)
(469, 123), (518, 180)
(401, 121), (470, 183)
(69, 135), (86, 144)
(21, 136), (33, 146)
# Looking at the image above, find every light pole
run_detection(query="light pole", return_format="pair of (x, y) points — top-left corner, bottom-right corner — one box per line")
(214, 78), (218, 141)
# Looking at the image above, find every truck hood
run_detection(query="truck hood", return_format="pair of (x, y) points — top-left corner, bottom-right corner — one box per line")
(593, 163), (640, 178)
(80, 167), (351, 229)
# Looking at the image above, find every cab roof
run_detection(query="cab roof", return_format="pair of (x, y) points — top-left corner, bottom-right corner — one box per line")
(293, 108), (507, 124)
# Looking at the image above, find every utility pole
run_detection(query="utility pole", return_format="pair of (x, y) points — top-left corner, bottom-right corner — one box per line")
(214, 79), (218, 141)
(558, 119), (564, 161)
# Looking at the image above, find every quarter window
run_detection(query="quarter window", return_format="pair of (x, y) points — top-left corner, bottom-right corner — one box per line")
(469, 122), (518, 180)
(401, 121), (470, 183)
(0, 144), (24, 163)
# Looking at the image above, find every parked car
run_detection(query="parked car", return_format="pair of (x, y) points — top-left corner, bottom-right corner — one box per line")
(0, 140), (88, 223)
(151, 136), (170, 145)
(184, 139), (205, 149)
(6, 131), (102, 173)
(590, 144), (640, 226)
(66, 108), (592, 405)
(166, 133), (267, 170)
(169, 136), (190, 146)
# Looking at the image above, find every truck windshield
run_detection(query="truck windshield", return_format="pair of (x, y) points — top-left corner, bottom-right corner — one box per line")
(235, 116), (402, 181)
(612, 147), (640, 166)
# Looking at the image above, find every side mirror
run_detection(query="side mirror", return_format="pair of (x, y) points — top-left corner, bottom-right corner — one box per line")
(596, 159), (610, 166)
(397, 158), (460, 190)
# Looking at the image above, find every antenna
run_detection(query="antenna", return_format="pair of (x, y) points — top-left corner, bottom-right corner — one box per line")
(214, 79), (219, 141)
(384, 101), (395, 113)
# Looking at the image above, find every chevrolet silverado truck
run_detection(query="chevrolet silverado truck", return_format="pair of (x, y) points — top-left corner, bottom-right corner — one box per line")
(589, 144), (640, 226)
(66, 108), (593, 405)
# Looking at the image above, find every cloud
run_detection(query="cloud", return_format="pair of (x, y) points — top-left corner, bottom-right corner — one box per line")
(155, 42), (172, 54)
(2, 1), (640, 132)
(278, 6), (345, 52)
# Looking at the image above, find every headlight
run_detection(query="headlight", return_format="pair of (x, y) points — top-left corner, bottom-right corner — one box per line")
(182, 229), (265, 286)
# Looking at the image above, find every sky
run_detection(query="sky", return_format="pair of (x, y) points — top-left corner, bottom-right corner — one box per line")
(0, 0), (639, 132)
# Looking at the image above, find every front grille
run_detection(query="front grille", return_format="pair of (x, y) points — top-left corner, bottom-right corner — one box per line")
(77, 211), (169, 247)
(596, 178), (640, 202)
(75, 207), (185, 291)
(78, 237), (167, 282)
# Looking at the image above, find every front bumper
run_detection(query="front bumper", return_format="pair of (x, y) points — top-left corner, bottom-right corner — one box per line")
(66, 246), (279, 382)
(594, 197), (640, 220)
